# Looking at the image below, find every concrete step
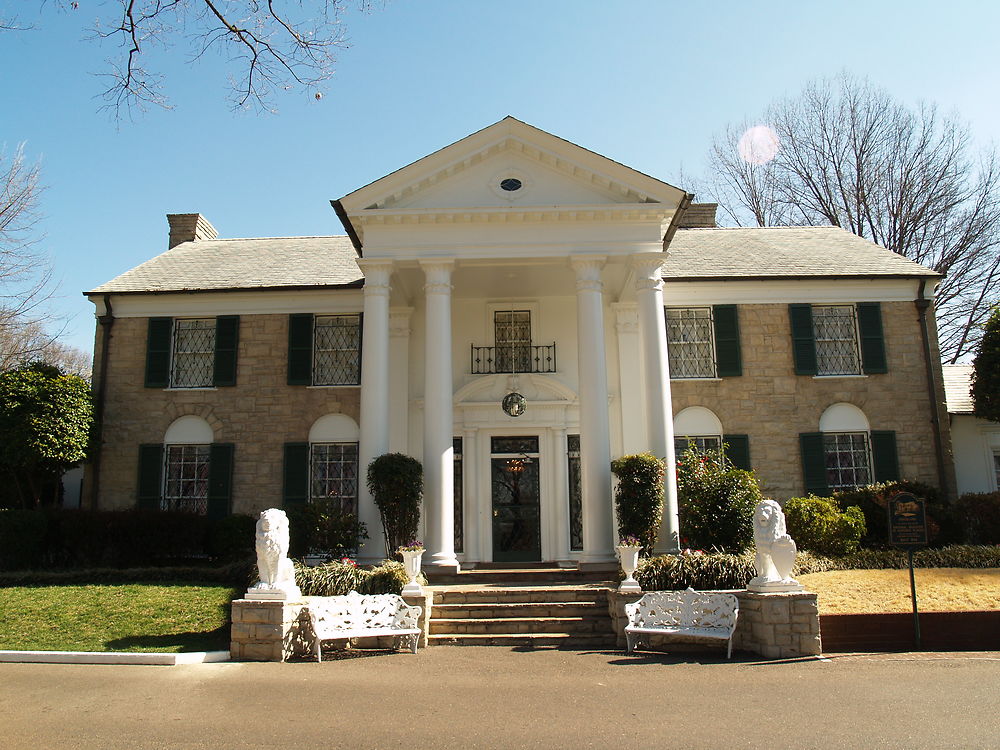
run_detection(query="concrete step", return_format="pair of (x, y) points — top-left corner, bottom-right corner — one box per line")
(425, 567), (616, 585)
(432, 601), (606, 619)
(428, 632), (618, 648)
(430, 617), (616, 635)
(433, 586), (610, 605)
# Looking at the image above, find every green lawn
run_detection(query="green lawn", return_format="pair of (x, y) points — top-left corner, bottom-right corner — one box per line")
(0, 583), (236, 652)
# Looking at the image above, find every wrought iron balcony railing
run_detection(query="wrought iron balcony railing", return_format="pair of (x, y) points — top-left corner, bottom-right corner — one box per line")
(471, 343), (557, 374)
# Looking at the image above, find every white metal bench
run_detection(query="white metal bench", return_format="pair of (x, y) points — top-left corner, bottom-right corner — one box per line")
(306, 591), (422, 661)
(624, 589), (740, 658)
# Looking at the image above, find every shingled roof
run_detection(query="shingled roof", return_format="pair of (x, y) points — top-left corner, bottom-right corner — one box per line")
(663, 226), (939, 280)
(87, 236), (362, 294)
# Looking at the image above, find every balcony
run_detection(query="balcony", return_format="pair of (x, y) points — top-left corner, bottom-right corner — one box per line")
(471, 343), (557, 374)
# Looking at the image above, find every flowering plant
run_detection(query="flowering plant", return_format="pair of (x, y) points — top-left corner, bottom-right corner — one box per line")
(397, 541), (425, 553)
(339, 557), (357, 567)
(617, 534), (643, 548)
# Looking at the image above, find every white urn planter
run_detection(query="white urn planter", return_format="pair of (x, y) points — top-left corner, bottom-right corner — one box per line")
(400, 549), (424, 596)
(616, 544), (642, 593)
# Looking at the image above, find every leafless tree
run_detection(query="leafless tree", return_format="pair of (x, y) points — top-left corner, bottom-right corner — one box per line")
(5, 2), (375, 116)
(701, 73), (1000, 362)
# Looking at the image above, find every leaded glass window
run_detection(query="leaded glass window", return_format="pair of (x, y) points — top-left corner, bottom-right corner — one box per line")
(823, 432), (871, 489)
(814, 305), (861, 375)
(163, 445), (210, 514)
(310, 442), (359, 513)
(666, 308), (716, 379)
(993, 452), (1000, 491)
(674, 435), (722, 456)
(313, 315), (361, 386)
(495, 311), (532, 374)
(171, 319), (215, 388)
(454, 437), (464, 553)
(567, 434), (583, 551)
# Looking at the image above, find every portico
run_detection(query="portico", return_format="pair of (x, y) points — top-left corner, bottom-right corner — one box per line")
(337, 117), (685, 568)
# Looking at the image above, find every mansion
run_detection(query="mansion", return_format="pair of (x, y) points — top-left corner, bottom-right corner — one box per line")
(84, 117), (954, 569)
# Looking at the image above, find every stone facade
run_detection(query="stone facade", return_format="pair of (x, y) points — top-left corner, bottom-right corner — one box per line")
(607, 589), (821, 659)
(90, 314), (360, 515)
(670, 300), (954, 499)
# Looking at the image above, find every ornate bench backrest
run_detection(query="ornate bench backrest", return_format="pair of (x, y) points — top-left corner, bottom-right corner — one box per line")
(625, 589), (739, 632)
(311, 591), (421, 633)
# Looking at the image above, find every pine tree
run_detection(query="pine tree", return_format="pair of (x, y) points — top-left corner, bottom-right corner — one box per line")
(971, 307), (1000, 422)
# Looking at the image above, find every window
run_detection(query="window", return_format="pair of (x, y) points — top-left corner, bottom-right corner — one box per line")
(288, 313), (362, 386)
(164, 445), (210, 513)
(495, 310), (532, 374)
(800, 403), (898, 495)
(567, 434), (582, 551)
(145, 316), (239, 388)
(665, 305), (742, 379)
(309, 442), (359, 513)
(789, 303), (886, 376)
(454, 437), (464, 553)
(822, 432), (872, 489)
(994, 451), (1000, 491)
(674, 435), (722, 455)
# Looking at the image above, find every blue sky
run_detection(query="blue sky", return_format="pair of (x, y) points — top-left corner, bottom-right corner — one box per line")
(2, 0), (999, 356)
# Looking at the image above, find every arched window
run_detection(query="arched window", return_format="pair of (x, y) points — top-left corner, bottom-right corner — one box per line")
(284, 414), (360, 513)
(800, 403), (897, 495)
(673, 406), (723, 454)
(162, 416), (213, 514)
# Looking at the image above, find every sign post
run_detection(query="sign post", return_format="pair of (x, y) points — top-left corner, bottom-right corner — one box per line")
(887, 492), (928, 649)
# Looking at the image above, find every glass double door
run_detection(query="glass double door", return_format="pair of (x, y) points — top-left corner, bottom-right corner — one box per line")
(490, 436), (541, 562)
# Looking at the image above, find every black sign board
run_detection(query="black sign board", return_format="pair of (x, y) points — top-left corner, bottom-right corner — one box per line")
(887, 492), (928, 548)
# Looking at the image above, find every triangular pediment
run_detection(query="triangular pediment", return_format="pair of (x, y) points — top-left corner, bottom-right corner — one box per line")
(338, 117), (687, 215)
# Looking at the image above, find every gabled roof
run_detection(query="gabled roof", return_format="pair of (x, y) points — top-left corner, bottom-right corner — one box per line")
(663, 226), (940, 280)
(87, 236), (362, 295)
(942, 364), (975, 414)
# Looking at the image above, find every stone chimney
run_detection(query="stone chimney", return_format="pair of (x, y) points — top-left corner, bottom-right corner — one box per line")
(167, 213), (219, 249)
(677, 203), (718, 228)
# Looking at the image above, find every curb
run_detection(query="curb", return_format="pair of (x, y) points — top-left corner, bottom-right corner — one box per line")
(0, 650), (231, 665)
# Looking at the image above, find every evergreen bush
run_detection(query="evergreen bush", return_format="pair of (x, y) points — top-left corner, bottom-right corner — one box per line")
(636, 550), (756, 590)
(971, 305), (1000, 422)
(610, 453), (665, 553)
(367, 453), (423, 558)
(285, 502), (367, 559)
(954, 492), (1000, 544)
(832, 480), (959, 547)
(783, 496), (866, 556)
(294, 558), (417, 596)
(676, 445), (760, 552)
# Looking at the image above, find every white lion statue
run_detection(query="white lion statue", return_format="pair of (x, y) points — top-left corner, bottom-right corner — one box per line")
(246, 508), (301, 601)
(747, 499), (803, 593)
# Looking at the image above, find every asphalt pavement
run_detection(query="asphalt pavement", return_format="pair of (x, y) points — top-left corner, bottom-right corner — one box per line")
(2, 646), (998, 749)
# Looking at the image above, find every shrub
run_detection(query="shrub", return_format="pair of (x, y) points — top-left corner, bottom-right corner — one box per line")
(286, 502), (367, 559)
(367, 453), (423, 558)
(636, 551), (756, 591)
(783, 496), (866, 556)
(954, 492), (1000, 544)
(676, 446), (761, 552)
(610, 453), (664, 554)
(832, 480), (960, 548)
(295, 558), (417, 596)
(206, 514), (257, 561)
(971, 305), (1000, 421)
(0, 509), (48, 570)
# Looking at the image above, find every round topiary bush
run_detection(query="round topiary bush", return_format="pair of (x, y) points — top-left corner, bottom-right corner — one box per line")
(783, 496), (866, 556)
(366, 453), (423, 558)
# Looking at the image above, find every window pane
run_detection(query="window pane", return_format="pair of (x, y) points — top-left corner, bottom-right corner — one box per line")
(313, 315), (361, 385)
(567, 434), (583, 551)
(674, 435), (722, 456)
(994, 452), (1000, 490)
(495, 310), (531, 373)
(823, 432), (871, 489)
(171, 319), (215, 388)
(666, 308), (716, 378)
(163, 444), (210, 514)
(310, 442), (359, 513)
(454, 437), (463, 553)
(814, 306), (861, 375)
(491, 436), (539, 454)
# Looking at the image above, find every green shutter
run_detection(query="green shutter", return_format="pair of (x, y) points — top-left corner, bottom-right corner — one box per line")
(144, 318), (173, 388)
(283, 443), (310, 507)
(137, 444), (164, 510)
(799, 432), (829, 496)
(287, 314), (313, 385)
(713, 305), (742, 377)
(789, 304), (817, 375)
(723, 434), (751, 470)
(207, 444), (234, 519)
(857, 302), (888, 374)
(213, 316), (240, 387)
(871, 431), (899, 483)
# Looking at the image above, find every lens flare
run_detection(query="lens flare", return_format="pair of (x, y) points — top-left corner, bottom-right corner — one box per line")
(738, 125), (780, 165)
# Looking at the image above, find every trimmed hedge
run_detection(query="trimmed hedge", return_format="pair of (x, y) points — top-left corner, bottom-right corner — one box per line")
(0, 559), (255, 588)
(295, 559), (417, 596)
(610, 453), (665, 554)
(783, 496), (866, 556)
(954, 492), (1000, 545)
(832, 481), (961, 548)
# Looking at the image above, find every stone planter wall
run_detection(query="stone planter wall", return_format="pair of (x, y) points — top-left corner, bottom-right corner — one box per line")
(607, 589), (821, 659)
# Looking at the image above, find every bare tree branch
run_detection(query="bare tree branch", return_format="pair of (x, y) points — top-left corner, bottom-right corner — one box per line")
(701, 73), (1000, 362)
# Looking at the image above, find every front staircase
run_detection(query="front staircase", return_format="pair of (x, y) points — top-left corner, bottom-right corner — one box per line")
(425, 567), (619, 648)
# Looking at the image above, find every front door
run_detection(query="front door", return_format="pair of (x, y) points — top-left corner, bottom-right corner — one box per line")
(491, 436), (541, 562)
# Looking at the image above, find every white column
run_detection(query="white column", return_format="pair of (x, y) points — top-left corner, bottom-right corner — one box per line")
(551, 426), (571, 564)
(388, 307), (414, 454)
(612, 303), (646, 455)
(461, 428), (478, 563)
(570, 256), (615, 564)
(632, 253), (680, 553)
(421, 259), (459, 570)
(357, 259), (393, 561)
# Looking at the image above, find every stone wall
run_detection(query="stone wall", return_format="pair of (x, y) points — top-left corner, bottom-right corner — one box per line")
(91, 314), (360, 515)
(670, 300), (954, 499)
(608, 589), (821, 659)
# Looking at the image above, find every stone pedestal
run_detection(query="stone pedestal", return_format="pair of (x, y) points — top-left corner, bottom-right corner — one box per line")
(607, 589), (822, 659)
(230, 599), (311, 662)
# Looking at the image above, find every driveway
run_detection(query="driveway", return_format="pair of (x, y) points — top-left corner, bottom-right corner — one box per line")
(2, 647), (998, 749)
